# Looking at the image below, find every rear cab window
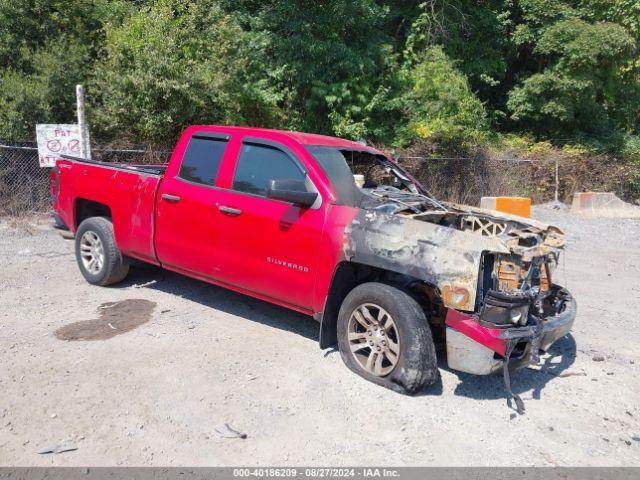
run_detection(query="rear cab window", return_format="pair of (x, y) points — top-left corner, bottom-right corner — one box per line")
(178, 135), (229, 186)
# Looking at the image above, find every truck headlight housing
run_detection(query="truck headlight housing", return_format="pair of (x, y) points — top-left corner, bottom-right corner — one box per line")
(480, 290), (530, 327)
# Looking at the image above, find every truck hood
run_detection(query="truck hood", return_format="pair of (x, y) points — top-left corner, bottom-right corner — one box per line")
(443, 202), (565, 260)
(344, 190), (565, 311)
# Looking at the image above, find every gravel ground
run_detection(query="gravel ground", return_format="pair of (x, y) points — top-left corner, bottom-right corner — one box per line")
(1, 207), (639, 466)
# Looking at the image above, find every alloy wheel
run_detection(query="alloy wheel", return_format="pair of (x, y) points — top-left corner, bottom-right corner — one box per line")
(79, 231), (105, 275)
(347, 303), (400, 377)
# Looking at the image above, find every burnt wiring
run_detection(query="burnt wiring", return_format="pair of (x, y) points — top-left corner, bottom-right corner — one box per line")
(369, 189), (423, 214)
(368, 186), (448, 213)
(345, 148), (449, 213)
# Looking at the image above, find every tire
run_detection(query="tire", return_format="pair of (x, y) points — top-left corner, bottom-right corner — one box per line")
(75, 216), (129, 286)
(337, 282), (438, 394)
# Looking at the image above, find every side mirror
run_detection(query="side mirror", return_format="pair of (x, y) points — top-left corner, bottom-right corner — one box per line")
(266, 178), (318, 207)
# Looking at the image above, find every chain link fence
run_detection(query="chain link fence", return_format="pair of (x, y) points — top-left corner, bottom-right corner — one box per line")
(0, 141), (170, 216)
(1, 139), (639, 216)
(396, 154), (640, 206)
(0, 143), (50, 215)
(396, 156), (538, 205)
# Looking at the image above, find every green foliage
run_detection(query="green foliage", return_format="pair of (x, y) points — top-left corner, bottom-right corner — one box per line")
(0, 0), (132, 138)
(581, 0), (640, 36)
(405, 1), (511, 108)
(0, 70), (48, 139)
(0, 0), (133, 70)
(91, 0), (282, 141)
(0, 0), (638, 159)
(0, 38), (91, 139)
(399, 46), (488, 147)
(621, 134), (640, 163)
(224, 0), (391, 137)
(507, 18), (636, 135)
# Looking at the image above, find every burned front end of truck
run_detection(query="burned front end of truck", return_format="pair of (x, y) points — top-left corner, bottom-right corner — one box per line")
(346, 193), (576, 383)
(444, 210), (576, 379)
(309, 146), (576, 403)
(338, 183), (577, 409)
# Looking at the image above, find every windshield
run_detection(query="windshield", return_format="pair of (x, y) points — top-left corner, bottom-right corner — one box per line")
(305, 146), (424, 206)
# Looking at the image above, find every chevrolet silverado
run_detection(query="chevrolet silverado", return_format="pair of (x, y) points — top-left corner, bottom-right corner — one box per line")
(51, 125), (576, 406)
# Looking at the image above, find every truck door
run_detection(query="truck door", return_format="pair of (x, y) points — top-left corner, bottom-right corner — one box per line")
(155, 133), (231, 278)
(213, 139), (326, 310)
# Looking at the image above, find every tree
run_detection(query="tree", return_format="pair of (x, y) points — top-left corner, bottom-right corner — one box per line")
(222, 0), (391, 137)
(405, 1), (511, 109)
(0, 0), (133, 140)
(0, 38), (91, 139)
(0, 0), (133, 70)
(91, 0), (282, 141)
(0, 0), (638, 151)
(400, 46), (488, 146)
(507, 18), (637, 135)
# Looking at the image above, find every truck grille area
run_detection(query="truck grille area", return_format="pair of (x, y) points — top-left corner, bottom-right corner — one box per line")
(496, 256), (550, 293)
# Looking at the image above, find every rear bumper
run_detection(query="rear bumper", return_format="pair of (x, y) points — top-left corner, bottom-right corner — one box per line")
(445, 287), (576, 375)
(50, 210), (70, 231)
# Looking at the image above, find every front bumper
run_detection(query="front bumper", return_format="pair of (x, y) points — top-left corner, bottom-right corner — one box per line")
(445, 286), (576, 375)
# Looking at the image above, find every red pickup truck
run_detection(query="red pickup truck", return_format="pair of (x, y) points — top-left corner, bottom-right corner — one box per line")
(51, 125), (576, 401)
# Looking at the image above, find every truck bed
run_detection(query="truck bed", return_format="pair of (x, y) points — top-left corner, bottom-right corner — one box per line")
(54, 155), (166, 264)
(61, 155), (168, 176)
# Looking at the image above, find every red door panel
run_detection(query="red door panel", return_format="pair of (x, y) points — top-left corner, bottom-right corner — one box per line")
(155, 177), (224, 277)
(154, 133), (231, 278)
(213, 190), (325, 309)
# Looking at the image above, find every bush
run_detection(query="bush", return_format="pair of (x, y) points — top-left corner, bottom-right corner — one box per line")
(398, 47), (488, 149)
(621, 134), (640, 163)
(0, 70), (47, 140)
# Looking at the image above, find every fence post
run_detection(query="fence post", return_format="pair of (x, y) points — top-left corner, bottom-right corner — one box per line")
(76, 85), (91, 159)
(554, 157), (559, 202)
(479, 156), (486, 200)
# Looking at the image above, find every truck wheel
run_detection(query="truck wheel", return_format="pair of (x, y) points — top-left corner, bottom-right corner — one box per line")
(75, 217), (129, 286)
(337, 282), (438, 394)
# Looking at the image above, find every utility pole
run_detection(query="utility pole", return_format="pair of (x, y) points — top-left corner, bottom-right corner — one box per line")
(76, 84), (91, 159)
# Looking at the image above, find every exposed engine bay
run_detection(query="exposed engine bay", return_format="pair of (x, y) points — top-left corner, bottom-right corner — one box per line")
(357, 185), (565, 305)
(312, 147), (573, 335)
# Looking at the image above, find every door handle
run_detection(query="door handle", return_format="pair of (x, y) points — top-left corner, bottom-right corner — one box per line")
(161, 193), (181, 202)
(218, 205), (242, 216)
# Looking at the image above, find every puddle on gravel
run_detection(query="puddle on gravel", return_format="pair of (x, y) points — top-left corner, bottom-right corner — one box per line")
(55, 299), (156, 341)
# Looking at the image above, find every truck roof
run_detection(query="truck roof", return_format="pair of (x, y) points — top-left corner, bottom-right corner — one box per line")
(188, 125), (382, 152)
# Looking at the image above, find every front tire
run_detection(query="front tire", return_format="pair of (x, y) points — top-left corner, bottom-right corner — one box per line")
(337, 282), (438, 394)
(75, 217), (129, 286)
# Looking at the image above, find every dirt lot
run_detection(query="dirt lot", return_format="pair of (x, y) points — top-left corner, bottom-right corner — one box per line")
(1, 207), (639, 466)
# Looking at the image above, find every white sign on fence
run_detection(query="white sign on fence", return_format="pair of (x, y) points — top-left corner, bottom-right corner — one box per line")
(35, 124), (81, 167)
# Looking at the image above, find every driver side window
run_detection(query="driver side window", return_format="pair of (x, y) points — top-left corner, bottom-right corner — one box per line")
(232, 143), (307, 197)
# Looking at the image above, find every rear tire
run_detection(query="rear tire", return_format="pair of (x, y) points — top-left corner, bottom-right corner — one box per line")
(75, 217), (129, 286)
(337, 282), (438, 394)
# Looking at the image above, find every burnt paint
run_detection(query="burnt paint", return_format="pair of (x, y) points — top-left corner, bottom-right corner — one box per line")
(344, 209), (511, 311)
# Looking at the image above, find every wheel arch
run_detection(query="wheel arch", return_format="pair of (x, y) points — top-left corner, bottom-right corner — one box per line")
(75, 198), (112, 230)
(319, 260), (435, 348)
